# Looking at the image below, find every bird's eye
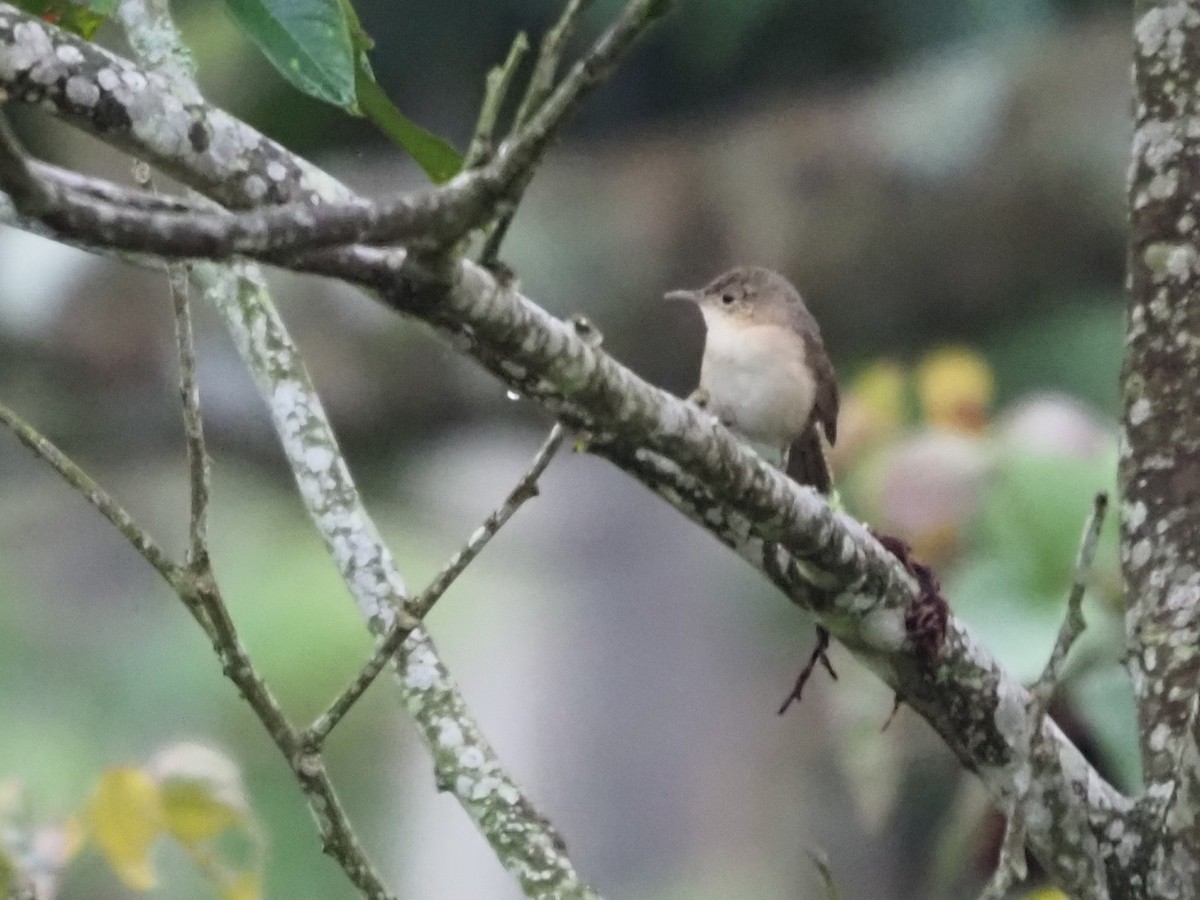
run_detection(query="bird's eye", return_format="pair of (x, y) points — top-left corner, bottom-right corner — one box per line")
(720, 293), (735, 306)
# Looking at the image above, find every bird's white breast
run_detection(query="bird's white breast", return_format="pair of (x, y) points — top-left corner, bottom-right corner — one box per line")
(698, 311), (816, 448)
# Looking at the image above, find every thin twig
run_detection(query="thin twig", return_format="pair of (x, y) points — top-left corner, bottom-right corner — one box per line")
(303, 424), (566, 747)
(515, 0), (594, 129)
(166, 259), (210, 568)
(980, 492), (1108, 899)
(414, 423), (566, 619)
(464, 32), (531, 170)
(0, 400), (182, 586)
(0, 356), (394, 900)
(180, 573), (395, 900)
(129, 151), (212, 570)
(480, 0), (594, 266)
(31, 160), (195, 212)
(807, 848), (841, 900)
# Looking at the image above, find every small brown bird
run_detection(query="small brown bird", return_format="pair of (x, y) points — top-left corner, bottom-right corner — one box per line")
(665, 266), (838, 492)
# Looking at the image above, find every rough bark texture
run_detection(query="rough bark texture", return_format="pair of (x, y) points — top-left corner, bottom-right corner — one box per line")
(5, 1), (1200, 896)
(1124, 2), (1200, 896)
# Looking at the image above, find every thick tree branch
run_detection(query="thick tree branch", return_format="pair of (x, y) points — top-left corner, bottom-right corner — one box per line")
(0, 3), (1146, 894)
(116, 4), (607, 898)
(0, 0), (666, 261)
(1125, 2), (1200, 894)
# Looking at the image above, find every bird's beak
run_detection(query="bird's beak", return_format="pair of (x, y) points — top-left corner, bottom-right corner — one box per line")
(663, 289), (700, 304)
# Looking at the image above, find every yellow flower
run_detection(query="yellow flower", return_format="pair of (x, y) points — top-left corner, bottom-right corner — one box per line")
(916, 346), (994, 433)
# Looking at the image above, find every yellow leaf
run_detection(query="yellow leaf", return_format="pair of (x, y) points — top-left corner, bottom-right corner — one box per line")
(1023, 890), (1070, 900)
(916, 346), (994, 433)
(87, 767), (164, 890)
(150, 743), (248, 845)
(220, 869), (263, 900)
(161, 781), (241, 844)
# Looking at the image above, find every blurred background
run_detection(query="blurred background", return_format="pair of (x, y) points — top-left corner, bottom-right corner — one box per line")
(0, 0), (1138, 898)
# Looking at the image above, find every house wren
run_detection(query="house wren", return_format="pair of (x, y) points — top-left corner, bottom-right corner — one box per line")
(665, 266), (839, 492)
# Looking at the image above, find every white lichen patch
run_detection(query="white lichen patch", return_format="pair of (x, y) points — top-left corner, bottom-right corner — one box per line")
(2, 21), (54, 81)
(95, 67), (120, 91)
(436, 724), (463, 748)
(1150, 721), (1172, 752)
(992, 677), (1028, 748)
(458, 746), (485, 770)
(1125, 500), (1149, 530)
(53, 44), (83, 66)
(1132, 538), (1153, 569)
(402, 644), (440, 691)
(859, 606), (907, 652)
(64, 74), (99, 107)
(242, 174), (268, 201)
(1136, 2), (1200, 69)
(1130, 397), (1153, 426)
(1149, 170), (1181, 202)
(1135, 120), (1184, 174)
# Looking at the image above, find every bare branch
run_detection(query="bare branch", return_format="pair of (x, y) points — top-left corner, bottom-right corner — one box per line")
(164, 260), (210, 567)
(481, 0), (595, 264)
(304, 424), (565, 747)
(413, 423), (565, 619)
(0, 0), (666, 262)
(179, 572), (397, 900)
(0, 204), (394, 900)
(110, 3), (601, 897)
(0, 3), (1138, 892)
(515, 0), (594, 129)
(1033, 492), (1108, 710)
(980, 493), (1109, 899)
(464, 32), (530, 170)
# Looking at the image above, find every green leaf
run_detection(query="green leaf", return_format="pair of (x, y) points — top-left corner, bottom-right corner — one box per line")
(355, 66), (462, 184)
(222, 0), (356, 108)
(14, 0), (114, 38)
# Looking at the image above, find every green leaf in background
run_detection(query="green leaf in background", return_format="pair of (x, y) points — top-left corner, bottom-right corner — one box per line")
(341, 0), (461, 183)
(223, 0), (461, 183)
(354, 67), (463, 183)
(14, 0), (116, 38)
(976, 450), (1118, 599)
(222, 0), (357, 108)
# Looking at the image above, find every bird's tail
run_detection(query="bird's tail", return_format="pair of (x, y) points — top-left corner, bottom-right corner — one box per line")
(786, 426), (833, 495)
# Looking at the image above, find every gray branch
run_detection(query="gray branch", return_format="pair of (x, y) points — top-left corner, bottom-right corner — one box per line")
(1, 1), (1174, 895)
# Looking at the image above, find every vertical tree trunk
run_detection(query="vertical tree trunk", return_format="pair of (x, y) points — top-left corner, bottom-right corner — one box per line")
(1124, 1), (1200, 894)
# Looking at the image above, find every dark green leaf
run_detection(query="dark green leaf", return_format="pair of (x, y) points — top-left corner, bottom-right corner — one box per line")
(355, 66), (462, 184)
(222, 0), (356, 109)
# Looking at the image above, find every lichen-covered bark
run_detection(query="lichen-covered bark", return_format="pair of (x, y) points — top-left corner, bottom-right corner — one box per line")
(0, 4), (603, 897)
(1125, 2), (1200, 896)
(2, 3), (1187, 894)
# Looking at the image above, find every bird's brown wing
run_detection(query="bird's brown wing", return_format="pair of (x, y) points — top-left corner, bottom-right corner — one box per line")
(805, 330), (839, 446)
(785, 331), (839, 494)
